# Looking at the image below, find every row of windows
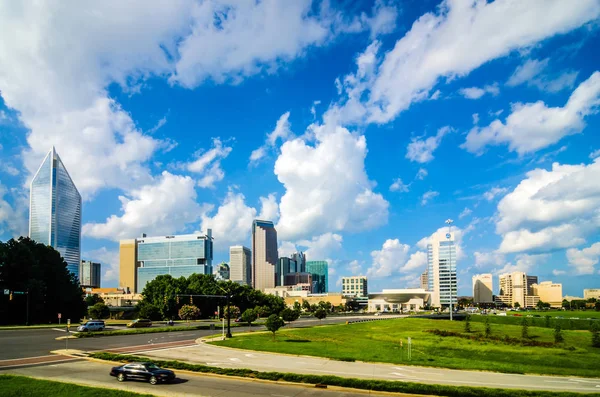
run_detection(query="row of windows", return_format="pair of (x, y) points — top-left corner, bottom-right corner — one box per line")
(138, 240), (209, 261)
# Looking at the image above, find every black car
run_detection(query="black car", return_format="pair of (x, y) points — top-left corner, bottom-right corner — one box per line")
(110, 362), (175, 385)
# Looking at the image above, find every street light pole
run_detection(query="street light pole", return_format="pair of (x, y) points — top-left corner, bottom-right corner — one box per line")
(216, 284), (233, 338)
(445, 219), (454, 321)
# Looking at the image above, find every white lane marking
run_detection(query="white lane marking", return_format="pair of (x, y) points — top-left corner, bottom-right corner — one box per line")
(244, 354), (255, 357)
(52, 328), (68, 332)
(228, 358), (241, 362)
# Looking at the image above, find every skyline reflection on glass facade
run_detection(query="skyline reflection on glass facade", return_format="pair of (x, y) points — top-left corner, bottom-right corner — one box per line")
(29, 147), (82, 279)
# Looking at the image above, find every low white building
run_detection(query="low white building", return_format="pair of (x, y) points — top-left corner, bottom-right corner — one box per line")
(367, 289), (431, 312)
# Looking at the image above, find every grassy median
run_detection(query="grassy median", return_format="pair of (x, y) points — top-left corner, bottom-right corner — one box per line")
(212, 317), (600, 377)
(0, 375), (153, 397)
(89, 352), (600, 397)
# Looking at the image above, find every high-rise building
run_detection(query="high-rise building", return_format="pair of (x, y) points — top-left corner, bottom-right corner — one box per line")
(216, 262), (230, 280)
(497, 271), (538, 308)
(229, 246), (252, 286)
(531, 281), (562, 308)
(306, 260), (328, 293)
(119, 231), (213, 293)
(472, 273), (493, 303)
(584, 289), (600, 300)
(342, 276), (367, 297)
(290, 252), (306, 273)
(29, 147), (82, 278)
(276, 257), (292, 287)
(80, 260), (101, 288)
(283, 272), (312, 288)
(427, 232), (457, 308)
(252, 220), (278, 291)
(526, 275), (538, 295)
(420, 271), (428, 290)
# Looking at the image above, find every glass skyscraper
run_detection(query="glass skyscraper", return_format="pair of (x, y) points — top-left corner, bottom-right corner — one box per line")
(427, 232), (457, 308)
(306, 260), (328, 293)
(29, 147), (82, 278)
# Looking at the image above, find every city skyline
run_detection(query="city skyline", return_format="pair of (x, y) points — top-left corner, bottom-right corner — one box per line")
(1, 1), (599, 296)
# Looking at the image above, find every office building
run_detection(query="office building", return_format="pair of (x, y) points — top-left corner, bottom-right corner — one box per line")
(284, 272), (312, 288)
(229, 246), (251, 286)
(472, 273), (493, 303)
(427, 232), (457, 308)
(342, 276), (368, 297)
(29, 147), (82, 278)
(276, 257), (292, 287)
(290, 251), (306, 273)
(216, 262), (230, 280)
(368, 289), (431, 312)
(496, 271), (540, 308)
(420, 271), (428, 290)
(526, 275), (538, 295)
(79, 260), (101, 288)
(306, 260), (328, 294)
(252, 220), (278, 291)
(584, 289), (600, 300)
(531, 281), (563, 308)
(119, 231), (213, 293)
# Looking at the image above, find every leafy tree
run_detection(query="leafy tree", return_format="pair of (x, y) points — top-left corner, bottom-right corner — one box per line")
(255, 305), (269, 318)
(0, 237), (86, 325)
(85, 294), (104, 307)
(591, 321), (600, 348)
(88, 302), (109, 319)
(241, 308), (257, 326)
(521, 317), (529, 339)
(136, 302), (162, 321)
(265, 314), (284, 340)
(337, 304), (345, 313)
(318, 301), (332, 312)
(280, 307), (300, 324)
(178, 305), (201, 322)
(293, 301), (301, 312)
(514, 302), (521, 309)
(314, 308), (327, 321)
(223, 305), (240, 320)
(562, 299), (571, 310)
(554, 323), (564, 343)
(484, 316), (491, 337)
(464, 314), (471, 333)
(302, 300), (311, 312)
(536, 300), (545, 310)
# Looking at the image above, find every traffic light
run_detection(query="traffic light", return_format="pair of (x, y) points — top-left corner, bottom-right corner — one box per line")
(163, 296), (167, 305)
(190, 296), (193, 304)
(9, 292), (13, 301)
(176, 296), (180, 304)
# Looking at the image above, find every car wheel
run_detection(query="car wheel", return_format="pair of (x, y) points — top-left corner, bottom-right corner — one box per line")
(117, 373), (126, 382)
(149, 376), (158, 385)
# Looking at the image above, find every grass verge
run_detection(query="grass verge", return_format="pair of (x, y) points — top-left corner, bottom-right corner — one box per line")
(469, 313), (600, 330)
(74, 322), (254, 338)
(212, 318), (600, 377)
(89, 352), (600, 397)
(0, 374), (152, 397)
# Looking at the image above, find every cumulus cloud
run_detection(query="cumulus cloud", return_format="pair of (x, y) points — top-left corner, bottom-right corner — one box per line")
(186, 138), (232, 188)
(459, 83), (499, 99)
(250, 112), (292, 164)
(474, 251), (505, 268)
(483, 187), (508, 201)
(274, 122), (388, 241)
(390, 178), (410, 192)
(463, 72), (600, 155)
(552, 269), (566, 276)
(416, 168), (428, 180)
(403, 251), (428, 272)
(406, 126), (452, 163)
(459, 207), (472, 219)
(0, 184), (28, 238)
(566, 242), (600, 275)
(421, 190), (439, 206)
(507, 58), (579, 93)
(493, 253), (548, 275)
(83, 247), (119, 283)
(367, 239), (410, 279)
(495, 159), (600, 254)
(297, 233), (343, 261)
(83, 171), (209, 241)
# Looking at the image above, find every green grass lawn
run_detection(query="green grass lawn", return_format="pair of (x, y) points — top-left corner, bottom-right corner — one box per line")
(469, 312), (600, 330)
(0, 375), (153, 397)
(212, 318), (600, 377)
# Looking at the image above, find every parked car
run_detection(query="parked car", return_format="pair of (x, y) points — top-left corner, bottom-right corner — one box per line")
(77, 320), (105, 332)
(234, 317), (242, 323)
(110, 362), (175, 385)
(127, 319), (152, 328)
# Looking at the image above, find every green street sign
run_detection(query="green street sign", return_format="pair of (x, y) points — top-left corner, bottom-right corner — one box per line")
(13, 291), (26, 295)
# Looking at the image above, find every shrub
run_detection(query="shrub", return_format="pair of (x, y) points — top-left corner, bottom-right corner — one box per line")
(241, 308), (257, 326)
(178, 305), (200, 322)
(88, 303), (109, 319)
(464, 314), (471, 333)
(591, 321), (600, 348)
(521, 317), (529, 340)
(314, 308), (327, 321)
(484, 317), (491, 338)
(266, 314), (284, 340)
(280, 307), (300, 323)
(554, 323), (564, 343)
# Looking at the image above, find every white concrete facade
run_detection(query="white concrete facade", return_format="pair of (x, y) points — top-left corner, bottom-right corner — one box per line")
(427, 232), (457, 308)
(472, 273), (493, 303)
(229, 245), (251, 286)
(531, 281), (563, 307)
(341, 276), (368, 297)
(367, 289), (430, 312)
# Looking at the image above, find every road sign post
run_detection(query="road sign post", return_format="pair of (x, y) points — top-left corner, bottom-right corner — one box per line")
(58, 313), (61, 325)
(407, 337), (412, 360)
(66, 319), (71, 351)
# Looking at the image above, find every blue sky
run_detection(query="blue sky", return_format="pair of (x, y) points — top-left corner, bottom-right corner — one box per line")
(1, 0), (600, 296)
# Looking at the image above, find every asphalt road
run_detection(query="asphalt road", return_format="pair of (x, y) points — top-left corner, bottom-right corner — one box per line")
(144, 342), (600, 393)
(3, 359), (374, 397)
(0, 315), (394, 360)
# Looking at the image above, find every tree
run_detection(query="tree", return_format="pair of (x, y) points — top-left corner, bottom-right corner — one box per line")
(85, 294), (104, 307)
(521, 317), (529, 339)
(265, 314), (284, 340)
(178, 305), (201, 322)
(562, 299), (571, 310)
(514, 302), (521, 309)
(464, 314), (472, 333)
(314, 308), (327, 321)
(591, 321), (600, 348)
(88, 302), (109, 319)
(484, 316), (491, 337)
(554, 323), (564, 343)
(136, 302), (162, 321)
(223, 305), (241, 320)
(0, 237), (86, 325)
(536, 300), (545, 310)
(302, 300), (311, 312)
(280, 307), (300, 324)
(241, 308), (257, 326)
(293, 301), (302, 313)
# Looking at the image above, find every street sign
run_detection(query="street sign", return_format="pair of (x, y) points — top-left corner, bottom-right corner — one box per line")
(67, 319), (70, 325)
(58, 313), (61, 319)
(13, 291), (26, 295)
(3, 289), (8, 295)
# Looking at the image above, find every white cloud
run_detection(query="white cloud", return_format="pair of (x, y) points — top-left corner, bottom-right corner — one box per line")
(590, 149), (600, 159)
(483, 187), (508, 201)
(0, 184), (28, 239)
(552, 269), (566, 276)
(367, 239), (410, 279)
(416, 168), (428, 180)
(329, 0), (600, 125)
(495, 159), (600, 254)
(417, 226), (467, 261)
(493, 253), (548, 275)
(310, 100), (321, 119)
(348, 259), (363, 275)
(402, 251), (427, 272)
(274, 122), (388, 241)
(147, 115), (168, 134)
(406, 126), (452, 163)
(421, 190), (439, 205)
(389, 178), (410, 192)
(83, 247), (119, 283)
(258, 193), (280, 222)
(83, 171), (208, 241)
(186, 138), (232, 188)
(459, 83), (499, 99)
(474, 251), (505, 268)
(463, 72), (600, 155)
(250, 112), (292, 164)
(507, 58), (578, 93)
(566, 242), (600, 275)
(278, 241), (298, 259)
(472, 113), (479, 125)
(298, 233), (343, 262)
(459, 207), (472, 219)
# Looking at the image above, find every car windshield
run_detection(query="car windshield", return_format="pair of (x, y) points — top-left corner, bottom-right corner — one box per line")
(145, 364), (160, 370)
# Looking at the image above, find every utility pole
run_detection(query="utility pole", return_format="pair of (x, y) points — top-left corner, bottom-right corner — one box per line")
(445, 219), (454, 321)
(226, 291), (232, 338)
(26, 290), (30, 326)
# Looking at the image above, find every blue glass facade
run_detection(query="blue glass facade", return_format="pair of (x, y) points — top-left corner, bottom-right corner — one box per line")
(136, 234), (213, 293)
(29, 148), (81, 279)
(306, 260), (328, 293)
